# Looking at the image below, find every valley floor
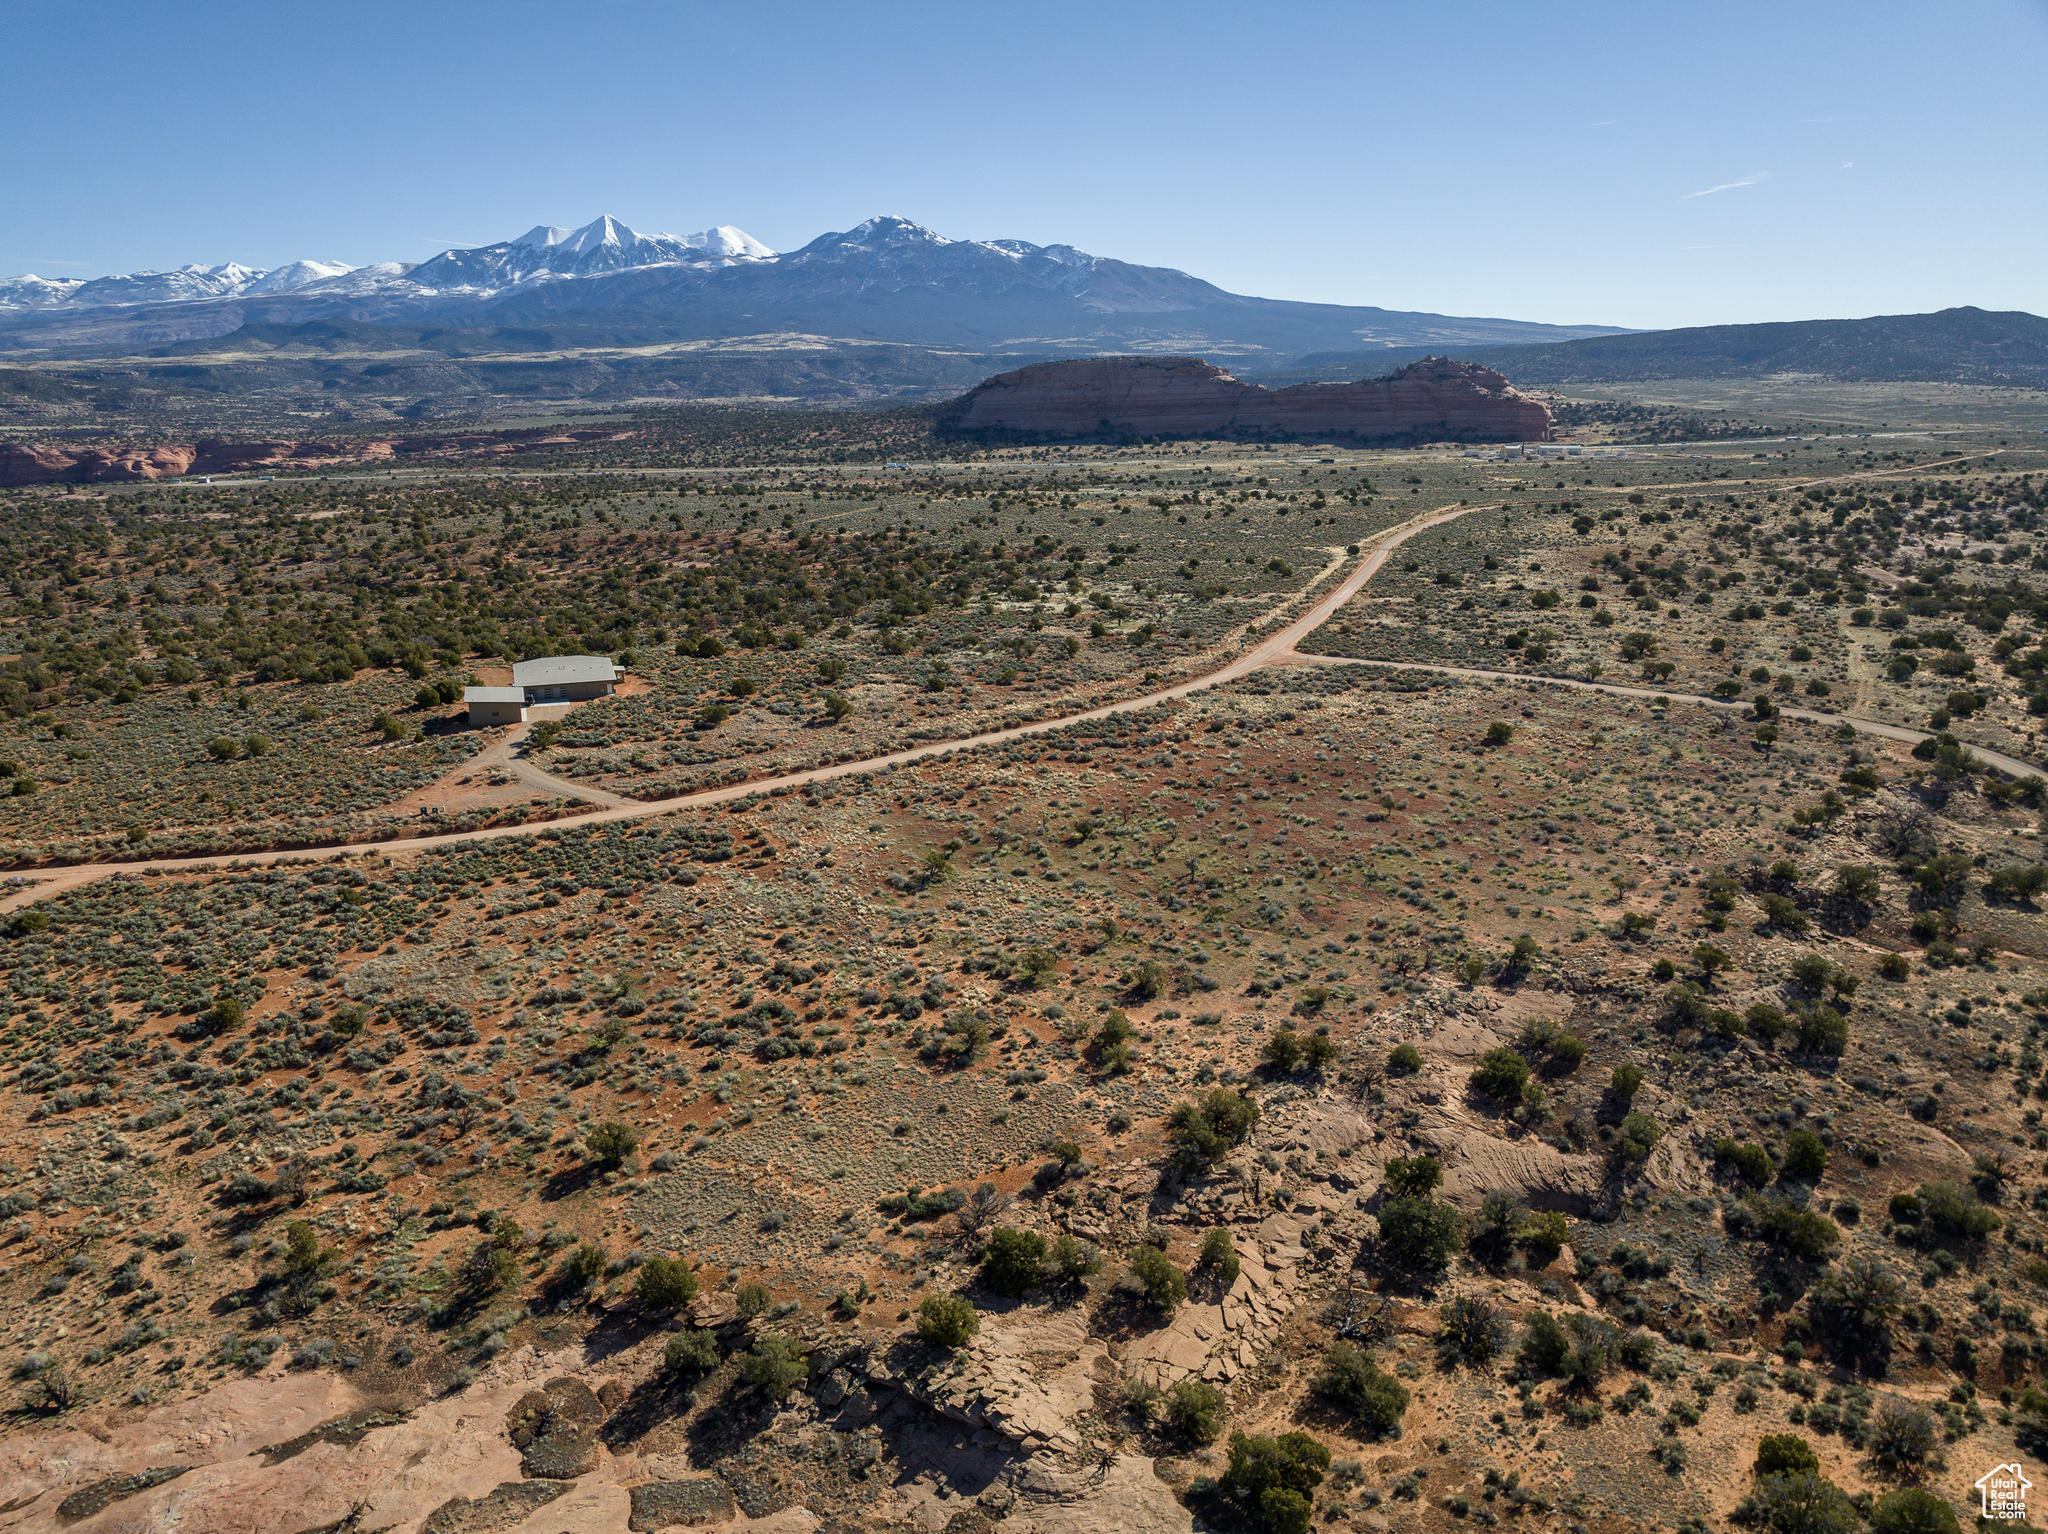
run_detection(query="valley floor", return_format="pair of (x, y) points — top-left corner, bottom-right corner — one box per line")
(2, 419), (2047, 1534)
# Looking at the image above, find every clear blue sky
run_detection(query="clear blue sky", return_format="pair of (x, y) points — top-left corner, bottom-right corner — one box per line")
(9, 0), (2044, 330)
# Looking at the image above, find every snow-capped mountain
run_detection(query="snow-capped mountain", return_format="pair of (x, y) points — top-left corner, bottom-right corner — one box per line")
(773, 216), (1229, 315)
(241, 259), (358, 296)
(0, 215), (777, 315)
(0, 259), (357, 313)
(0, 213), (1634, 359)
(0, 274), (85, 310)
(406, 216), (775, 295)
(518, 217), (771, 264)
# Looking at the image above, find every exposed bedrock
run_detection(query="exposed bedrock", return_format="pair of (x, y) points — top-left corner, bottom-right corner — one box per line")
(0, 427), (630, 484)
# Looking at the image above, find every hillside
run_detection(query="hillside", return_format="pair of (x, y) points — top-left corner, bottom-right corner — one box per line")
(938, 354), (1551, 443)
(1266, 307), (2048, 389)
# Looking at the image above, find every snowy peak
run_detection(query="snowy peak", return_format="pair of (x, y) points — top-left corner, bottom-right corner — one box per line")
(242, 259), (358, 296)
(514, 224), (576, 250)
(0, 216), (776, 313)
(514, 215), (642, 256)
(1031, 243), (1099, 271)
(70, 262), (265, 308)
(408, 215), (777, 293)
(686, 225), (774, 261)
(0, 274), (87, 310)
(805, 216), (953, 253)
(0, 259), (358, 312)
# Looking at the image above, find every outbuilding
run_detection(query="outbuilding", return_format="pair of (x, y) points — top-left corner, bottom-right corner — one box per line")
(463, 685), (527, 726)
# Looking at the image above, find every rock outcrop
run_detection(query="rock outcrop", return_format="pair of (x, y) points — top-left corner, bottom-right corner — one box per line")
(0, 438), (347, 484)
(940, 354), (1550, 443)
(0, 427), (633, 485)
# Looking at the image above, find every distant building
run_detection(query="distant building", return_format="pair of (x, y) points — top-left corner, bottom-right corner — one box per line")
(463, 654), (623, 725)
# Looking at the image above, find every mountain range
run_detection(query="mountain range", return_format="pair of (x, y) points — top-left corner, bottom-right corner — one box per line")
(3, 217), (2040, 418)
(0, 214), (1630, 360)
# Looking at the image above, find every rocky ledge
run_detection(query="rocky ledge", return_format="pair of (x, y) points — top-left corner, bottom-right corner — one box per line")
(940, 354), (1550, 443)
(0, 427), (633, 484)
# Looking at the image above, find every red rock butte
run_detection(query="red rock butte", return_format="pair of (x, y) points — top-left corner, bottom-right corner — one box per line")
(939, 354), (1551, 444)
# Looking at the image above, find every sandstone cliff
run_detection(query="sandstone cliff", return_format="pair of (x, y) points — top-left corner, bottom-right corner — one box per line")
(0, 427), (634, 485)
(1, 438), (349, 485)
(939, 354), (1550, 443)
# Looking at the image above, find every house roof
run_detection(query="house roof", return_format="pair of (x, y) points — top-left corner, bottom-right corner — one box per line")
(511, 654), (620, 688)
(464, 686), (526, 704)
